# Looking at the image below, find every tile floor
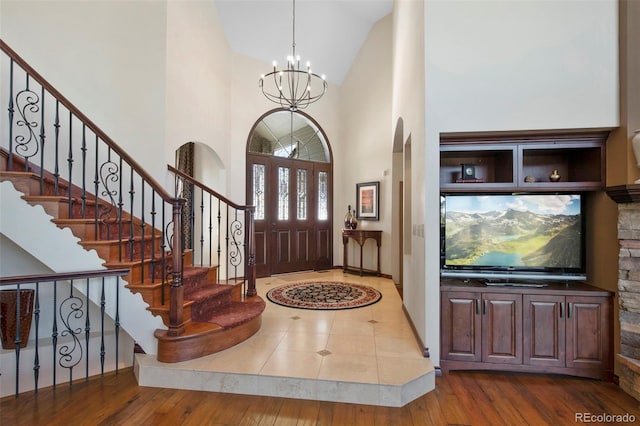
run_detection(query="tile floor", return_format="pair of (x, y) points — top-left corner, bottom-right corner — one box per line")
(135, 270), (435, 407)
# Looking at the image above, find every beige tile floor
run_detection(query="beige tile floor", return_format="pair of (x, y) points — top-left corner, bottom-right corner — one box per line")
(135, 269), (435, 406)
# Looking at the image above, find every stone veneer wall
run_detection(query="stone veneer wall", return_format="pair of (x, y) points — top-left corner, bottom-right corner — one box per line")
(617, 202), (640, 401)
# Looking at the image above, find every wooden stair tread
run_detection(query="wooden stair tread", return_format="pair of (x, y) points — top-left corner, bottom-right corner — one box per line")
(3, 163), (261, 363)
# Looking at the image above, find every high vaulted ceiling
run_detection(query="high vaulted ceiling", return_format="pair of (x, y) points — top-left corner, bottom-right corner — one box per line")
(214, 0), (393, 85)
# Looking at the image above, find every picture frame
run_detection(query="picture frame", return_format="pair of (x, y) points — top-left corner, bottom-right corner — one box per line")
(356, 181), (379, 220)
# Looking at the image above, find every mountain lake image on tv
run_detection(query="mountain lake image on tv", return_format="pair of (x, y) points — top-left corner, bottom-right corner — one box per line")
(441, 194), (584, 279)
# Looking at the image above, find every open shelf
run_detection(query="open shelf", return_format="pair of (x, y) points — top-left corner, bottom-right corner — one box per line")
(440, 133), (607, 193)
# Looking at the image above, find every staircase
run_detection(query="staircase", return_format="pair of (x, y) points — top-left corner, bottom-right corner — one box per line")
(0, 39), (264, 363)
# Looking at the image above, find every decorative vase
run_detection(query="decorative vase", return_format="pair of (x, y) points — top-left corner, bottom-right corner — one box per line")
(344, 205), (353, 229)
(632, 129), (640, 184)
(0, 289), (35, 349)
(350, 210), (358, 230)
(549, 169), (561, 182)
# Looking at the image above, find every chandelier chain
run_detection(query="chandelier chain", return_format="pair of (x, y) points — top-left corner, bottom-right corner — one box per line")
(258, 0), (326, 111)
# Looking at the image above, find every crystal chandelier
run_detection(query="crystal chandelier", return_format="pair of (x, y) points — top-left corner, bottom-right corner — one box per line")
(259, 0), (327, 111)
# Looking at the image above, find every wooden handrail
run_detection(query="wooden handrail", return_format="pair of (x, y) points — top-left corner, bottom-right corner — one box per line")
(1, 38), (185, 336)
(0, 39), (174, 203)
(168, 165), (255, 212)
(168, 164), (256, 296)
(0, 268), (130, 286)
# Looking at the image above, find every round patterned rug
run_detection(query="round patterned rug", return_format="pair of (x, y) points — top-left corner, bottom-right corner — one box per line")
(266, 281), (382, 310)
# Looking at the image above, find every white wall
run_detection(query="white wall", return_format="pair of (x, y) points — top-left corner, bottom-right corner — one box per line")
(339, 15), (393, 274)
(392, 0), (430, 358)
(426, 0), (619, 133)
(0, 0), (168, 181)
(165, 1), (231, 174)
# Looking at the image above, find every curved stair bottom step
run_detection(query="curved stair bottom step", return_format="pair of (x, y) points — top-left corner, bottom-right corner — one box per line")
(154, 297), (265, 363)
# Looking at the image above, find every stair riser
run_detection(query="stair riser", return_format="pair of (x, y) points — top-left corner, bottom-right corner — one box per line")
(127, 283), (171, 307)
(54, 219), (162, 241)
(124, 259), (174, 284)
(81, 238), (162, 263)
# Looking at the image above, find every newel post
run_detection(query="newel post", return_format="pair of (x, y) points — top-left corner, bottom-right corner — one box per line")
(168, 198), (186, 336)
(245, 207), (257, 297)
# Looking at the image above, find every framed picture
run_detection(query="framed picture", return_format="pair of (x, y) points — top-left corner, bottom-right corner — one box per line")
(356, 181), (379, 220)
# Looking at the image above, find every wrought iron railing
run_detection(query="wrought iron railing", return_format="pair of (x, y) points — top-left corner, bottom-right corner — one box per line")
(0, 269), (129, 397)
(0, 38), (187, 337)
(169, 165), (256, 296)
(1, 39), (257, 340)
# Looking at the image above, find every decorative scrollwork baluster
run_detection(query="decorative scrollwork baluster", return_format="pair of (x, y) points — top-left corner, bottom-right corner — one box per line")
(99, 159), (120, 230)
(58, 288), (84, 379)
(228, 214), (244, 277)
(14, 87), (41, 170)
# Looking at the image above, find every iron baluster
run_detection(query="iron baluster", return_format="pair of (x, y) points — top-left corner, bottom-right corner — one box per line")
(67, 111), (73, 218)
(208, 193), (213, 268)
(160, 205), (167, 305)
(128, 167), (134, 262)
(53, 101), (60, 195)
(13, 283), (22, 397)
(100, 277), (106, 376)
(115, 277), (120, 373)
(8, 58), (14, 170)
(150, 190), (157, 284)
(225, 204), (229, 283)
(229, 208), (243, 281)
(59, 279), (84, 387)
(84, 278), (90, 381)
(52, 280), (58, 388)
(33, 282), (40, 393)
(200, 187), (204, 266)
(93, 136), (100, 240)
(117, 156), (123, 262)
(140, 181), (146, 284)
(15, 73), (41, 172)
(81, 125), (87, 218)
(39, 86), (45, 194)
(217, 198), (221, 282)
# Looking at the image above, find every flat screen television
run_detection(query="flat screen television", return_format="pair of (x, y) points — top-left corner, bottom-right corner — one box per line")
(440, 193), (586, 282)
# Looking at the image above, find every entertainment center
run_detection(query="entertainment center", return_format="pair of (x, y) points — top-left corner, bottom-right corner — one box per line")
(439, 131), (613, 380)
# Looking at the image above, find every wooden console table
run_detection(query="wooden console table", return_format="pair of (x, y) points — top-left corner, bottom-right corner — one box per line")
(342, 229), (382, 276)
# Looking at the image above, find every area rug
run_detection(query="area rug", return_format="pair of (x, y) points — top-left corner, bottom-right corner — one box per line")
(266, 281), (382, 310)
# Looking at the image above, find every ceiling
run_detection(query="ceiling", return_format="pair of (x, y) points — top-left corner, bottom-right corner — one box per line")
(214, 0), (393, 85)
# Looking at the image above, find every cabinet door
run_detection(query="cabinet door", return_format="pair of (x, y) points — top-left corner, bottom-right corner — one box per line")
(482, 293), (522, 364)
(441, 292), (481, 362)
(566, 296), (611, 370)
(523, 295), (565, 367)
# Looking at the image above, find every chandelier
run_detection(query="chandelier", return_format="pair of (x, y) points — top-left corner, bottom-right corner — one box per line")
(259, 0), (327, 111)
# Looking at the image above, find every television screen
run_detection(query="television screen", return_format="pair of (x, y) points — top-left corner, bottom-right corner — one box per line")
(441, 194), (585, 280)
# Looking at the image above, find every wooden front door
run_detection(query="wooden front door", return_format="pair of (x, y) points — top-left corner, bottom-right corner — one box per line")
(248, 154), (331, 277)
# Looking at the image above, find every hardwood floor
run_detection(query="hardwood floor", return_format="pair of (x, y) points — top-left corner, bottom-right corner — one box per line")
(1, 368), (638, 425)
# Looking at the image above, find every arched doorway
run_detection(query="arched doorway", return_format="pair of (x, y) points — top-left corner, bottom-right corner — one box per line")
(246, 109), (333, 277)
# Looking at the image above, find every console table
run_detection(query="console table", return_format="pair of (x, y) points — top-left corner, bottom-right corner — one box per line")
(342, 229), (382, 276)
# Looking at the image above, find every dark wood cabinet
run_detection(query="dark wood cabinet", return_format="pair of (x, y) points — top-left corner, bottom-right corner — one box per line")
(441, 291), (481, 362)
(523, 294), (565, 368)
(483, 293), (522, 365)
(440, 132), (607, 192)
(565, 295), (612, 371)
(441, 280), (613, 380)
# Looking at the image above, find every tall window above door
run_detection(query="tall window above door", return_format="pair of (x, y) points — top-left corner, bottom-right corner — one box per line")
(248, 110), (330, 163)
